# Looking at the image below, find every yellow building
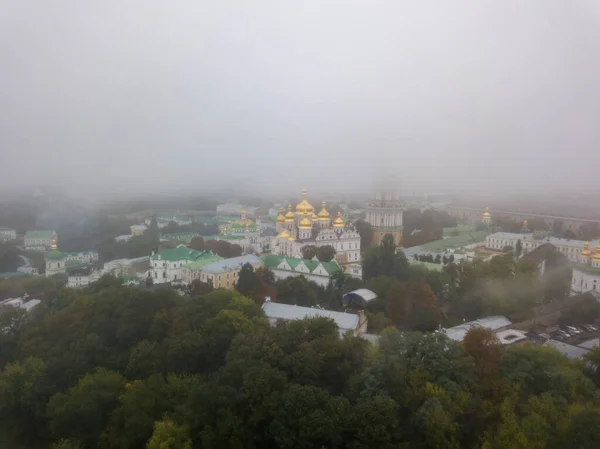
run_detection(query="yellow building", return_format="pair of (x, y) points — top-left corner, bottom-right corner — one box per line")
(366, 193), (404, 246)
(195, 254), (263, 290)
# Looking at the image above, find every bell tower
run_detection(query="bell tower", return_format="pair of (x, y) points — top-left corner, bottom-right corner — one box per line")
(366, 192), (404, 246)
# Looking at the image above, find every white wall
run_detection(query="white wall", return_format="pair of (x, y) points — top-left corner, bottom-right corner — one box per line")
(572, 268), (600, 293)
(271, 268), (331, 287)
(0, 229), (16, 240)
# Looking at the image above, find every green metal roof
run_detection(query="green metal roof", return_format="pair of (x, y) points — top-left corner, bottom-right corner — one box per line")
(261, 254), (341, 276)
(25, 230), (55, 239)
(418, 230), (490, 253)
(46, 250), (64, 260)
(183, 255), (224, 270)
(152, 245), (215, 262)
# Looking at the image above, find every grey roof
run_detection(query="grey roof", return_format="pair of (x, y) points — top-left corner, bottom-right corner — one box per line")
(19, 299), (41, 311)
(578, 338), (600, 350)
(445, 316), (512, 342)
(261, 301), (359, 331)
(488, 232), (533, 239)
(201, 254), (262, 274)
(261, 227), (278, 237)
(544, 340), (590, 359)
(495, 329), (528, 345)
(346, 289), (377, 302)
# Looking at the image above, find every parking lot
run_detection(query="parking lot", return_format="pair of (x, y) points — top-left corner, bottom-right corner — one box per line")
(541, 323), (599, 346)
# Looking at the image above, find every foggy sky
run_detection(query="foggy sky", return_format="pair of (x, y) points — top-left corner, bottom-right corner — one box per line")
(2, 1), (600, 199)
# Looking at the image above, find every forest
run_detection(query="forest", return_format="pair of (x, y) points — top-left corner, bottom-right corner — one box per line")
(0, 272), (599, 449)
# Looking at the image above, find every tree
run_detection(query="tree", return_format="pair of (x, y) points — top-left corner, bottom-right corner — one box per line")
(462, 327), (503, 384)
(354, 219), (373, 249)
(407, 280), (441, 332)
(0, 357), (51, 445)
(188, 237), (205, 251)
(146, 420), (191, 449)
(300, 245), (317, 260)
(385, 281), (408, 327)
(274, 276), (321, 307)
(189, 279), (213, 296)
(584, 346), (600, 386)
(236, 263), (262, 298)
(204, 240), (242, 258)
(267, 384), (350, 449)
(47, 368), (126, 447)
(255, 266), (275, 285)
(563, 229), (576, 239)
(316, 245), (336, 262)
(434, 254), (441, 264)
(515, 239), (522, 258)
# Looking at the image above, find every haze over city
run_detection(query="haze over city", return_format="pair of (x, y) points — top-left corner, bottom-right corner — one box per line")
(2, 0), (600, 200)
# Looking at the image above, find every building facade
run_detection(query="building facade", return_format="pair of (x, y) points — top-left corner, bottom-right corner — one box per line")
(571, 242), (600, 294)
(262, 254), (342, 287)
(45, 240), (98, 277)
(0, 228), (17, 241)
(366, 192), (403, 246)
(485, 231), (598, 262)
(150, 245), (219, 284)
(25, 230), (57, 251)
(271, 190), (362, 278)
(195, 254), (263, 290)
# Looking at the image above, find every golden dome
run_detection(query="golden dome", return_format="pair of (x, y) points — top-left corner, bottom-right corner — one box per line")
(332, 211), (344, 227)
(312, 212), (318, 222)
(277, 230), (291, 239)
(276, 208), (285, 223)
(241, 208), (246, 214)
(581, 242), (591, 257)
(295, 188), (314, 214)
(287, 235), (296, 241)
(285, 204), (295, 222)
(483, 207), (491, 218)
(299, 217), (312, 229)
(318, 201), (330, 220)
(593, 244), (600, 261)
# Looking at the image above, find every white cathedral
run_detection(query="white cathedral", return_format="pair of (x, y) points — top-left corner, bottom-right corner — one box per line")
(273, 189), (362, 278)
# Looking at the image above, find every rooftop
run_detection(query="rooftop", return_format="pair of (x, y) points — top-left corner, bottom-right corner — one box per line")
(261, 301), (359, 331)
(578, 338), (600, 350)
(487, 232), (536, 240)
(201, 254), (263, 274)
(183, 255), (224, 271)
(544, 340), (590, 360)
(414, 230), (489, 253)
(495, 329), (528, 345)
(261, 254), (341, 276)
(445, 316), (512, 342)
(152, 245), (215, 262)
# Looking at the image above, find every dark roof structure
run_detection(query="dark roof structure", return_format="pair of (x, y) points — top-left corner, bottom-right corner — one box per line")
(343, 289), (378, 308)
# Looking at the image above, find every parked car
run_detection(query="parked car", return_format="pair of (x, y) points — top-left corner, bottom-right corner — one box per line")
(582, 324), (593, 332)
(558, 330), (571, 338)
(553, 334), (565, 342)
(538, 333), (551, 340)
(587, 324), (598, 331)
(566, 326), (580, 335)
